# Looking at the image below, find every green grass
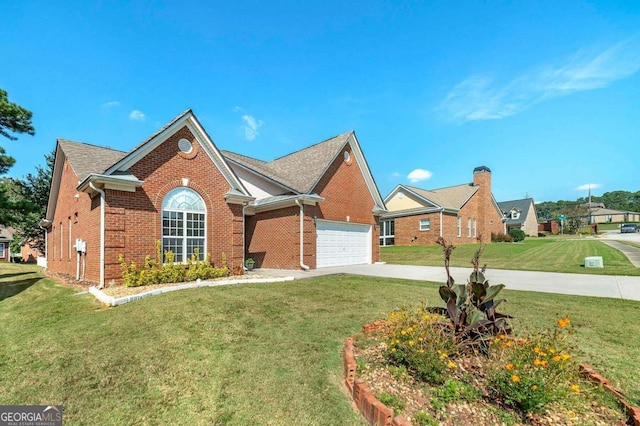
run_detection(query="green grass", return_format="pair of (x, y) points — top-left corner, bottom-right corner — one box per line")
(381, 237), (640, 275)
(1, 263), (639, 425)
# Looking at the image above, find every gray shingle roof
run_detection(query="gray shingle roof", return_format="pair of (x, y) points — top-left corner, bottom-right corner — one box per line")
(58, 139), (127, 181)
(0, 225), (14, 241)
(497, 198), (534, 225)
(222, 131), (353, 193)
(405, 183), (479, 210)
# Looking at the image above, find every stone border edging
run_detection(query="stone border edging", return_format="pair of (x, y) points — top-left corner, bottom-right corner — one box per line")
(344, 321), (640, 426)
(88, 276), (295, 307)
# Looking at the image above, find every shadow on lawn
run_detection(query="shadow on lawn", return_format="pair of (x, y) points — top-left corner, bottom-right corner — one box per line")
(0, 277), (42, 302)
(0, 272), (33, 280)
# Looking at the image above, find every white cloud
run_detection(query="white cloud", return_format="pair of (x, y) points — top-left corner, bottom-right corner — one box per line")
(129, 110), (146, 121)
(103, 101), (120, 108)
(575, 183), (602, 191)
(233, 106), (244, 112)
(439, 36), (640, 122)
(242, 114), (264, 141)
(407, 168), (433, 183)
(392, 172), (402, 178)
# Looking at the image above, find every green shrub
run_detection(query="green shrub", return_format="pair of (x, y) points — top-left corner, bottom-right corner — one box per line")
(491, 232), (513, 242)
(508, 228), (525, 242)
(186, 249), (229, 281)
(376, 391), (405, 413)
(412, 411), (439, 426)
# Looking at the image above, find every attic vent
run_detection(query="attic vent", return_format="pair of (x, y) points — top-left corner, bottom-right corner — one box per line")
(344, 151), (351, 162)
(178, 138), (193, 154)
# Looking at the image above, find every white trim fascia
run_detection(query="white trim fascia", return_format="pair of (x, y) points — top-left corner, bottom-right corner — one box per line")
(77, 174), (144, 194)
(381, 207), (448, 220)
(307, 133), (386, 211)
(225, 157), (298, 195)
(224, 190), (256, 205)
(456, 186), (480, 209)
(103, 111), (250, 197)
(388, 184), (443, 210)
(247, 194), (324, 215)
(45, 143), (66, 221)
(491, 194), (507, 222)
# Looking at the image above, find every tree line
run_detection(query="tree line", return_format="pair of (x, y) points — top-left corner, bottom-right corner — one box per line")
(0, 88), (49, 256)
(536, 191), (640, 222)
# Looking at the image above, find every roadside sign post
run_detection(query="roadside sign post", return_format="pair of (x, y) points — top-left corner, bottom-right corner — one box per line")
(557, 215), (568, 235)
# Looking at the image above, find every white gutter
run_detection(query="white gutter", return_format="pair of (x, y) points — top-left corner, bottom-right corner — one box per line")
(242, 203), (248, 269)
(294, 199), (310, 271)
(89, 182), (105, 288)
(439, 210), (443, 237)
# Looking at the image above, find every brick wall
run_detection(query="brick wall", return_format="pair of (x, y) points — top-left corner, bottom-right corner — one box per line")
(246, 142), (380, 269)
(46, 158), (101, 284)
(104, 126), (243, 284)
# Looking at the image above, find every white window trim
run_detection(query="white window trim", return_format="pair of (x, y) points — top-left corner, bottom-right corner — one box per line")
(457, 217), (461, 237)
(467, 218), (471, 237)
(419, 219), (431, 231)
(0, 243), (5, 258)
(379, 220), (395, 246)
(161, 187), (207, 263)
(473, 218), (477, 237)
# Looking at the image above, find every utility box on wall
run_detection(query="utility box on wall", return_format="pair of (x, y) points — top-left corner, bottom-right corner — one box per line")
(585, 256), (603, 268)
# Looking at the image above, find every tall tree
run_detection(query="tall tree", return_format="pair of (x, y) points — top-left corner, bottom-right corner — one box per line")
(0, 88), (35, 226)
(9, 151), (54, 253)
(0, 88), (35, 141)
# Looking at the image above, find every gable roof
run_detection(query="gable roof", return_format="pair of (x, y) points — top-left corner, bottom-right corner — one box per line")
(57, 139), (127, 181)
(223, 131), (353, 194)
(0, 226), (14, 242)
(223, 131), (387, 213)
(498, 198), (535, 225)
(403, 183), (479, 210)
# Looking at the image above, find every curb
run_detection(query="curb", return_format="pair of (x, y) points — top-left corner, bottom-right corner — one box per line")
(88, 276), (295, 306)
(344, 322), (640, 426)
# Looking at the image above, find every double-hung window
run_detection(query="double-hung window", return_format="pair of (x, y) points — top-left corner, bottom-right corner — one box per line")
(0, 243), (5, 258)
(419, 219), (431, 231)
(457, 217), (462, 237)
(162, 187), (206, 262)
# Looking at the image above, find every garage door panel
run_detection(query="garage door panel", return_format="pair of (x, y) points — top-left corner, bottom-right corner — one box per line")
(316, 221), (371, 268)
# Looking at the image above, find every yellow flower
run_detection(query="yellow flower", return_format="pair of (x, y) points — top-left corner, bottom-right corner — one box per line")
(561, 353), (571, 361)
(570, 384), (580, 393)
(534, 347), (541, 354)
(506, 363), (515, 371)
(391, 348), (396, 353)
(401, 330), (407, 336)
(549, 348), (556, 354)
(531, 385), (538, 390)
(558, 317), (571, 328)
(447, 361), (456, 368)
(533, 359), (542, 367)
(502, 341), (512, 348)
(511, 375), (520, 383)
(423, 314), (430, 321)
(408, 340), (415, 346)
(499, 334), (506, 340)
(552, 355), (561, 362)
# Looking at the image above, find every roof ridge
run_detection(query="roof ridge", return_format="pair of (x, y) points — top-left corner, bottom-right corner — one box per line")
(270, 130), (353, 163)
(58, 138), (128, 154)
(405, 182), (473, 193)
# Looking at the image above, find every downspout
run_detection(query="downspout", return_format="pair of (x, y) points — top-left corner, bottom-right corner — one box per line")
(89, 182), (105, 289)
(38, 224), (48, 269)
(294, 199), (310, 271)
(439, 210), (443, 238)
(242, 203), (248, 270)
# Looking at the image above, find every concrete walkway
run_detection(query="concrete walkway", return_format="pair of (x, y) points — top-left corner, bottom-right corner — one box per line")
(258, 263), (640, 301)
(600, 240), (640, 267)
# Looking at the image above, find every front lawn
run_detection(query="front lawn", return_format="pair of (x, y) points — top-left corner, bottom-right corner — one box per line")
(381, 237), (640, 275)
(1, 263), (639, 425)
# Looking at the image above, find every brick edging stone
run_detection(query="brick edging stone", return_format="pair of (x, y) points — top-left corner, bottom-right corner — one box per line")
(344, 321), (640, 426)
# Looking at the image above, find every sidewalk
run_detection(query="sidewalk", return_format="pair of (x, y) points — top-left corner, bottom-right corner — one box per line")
(258, 263), (640, 301)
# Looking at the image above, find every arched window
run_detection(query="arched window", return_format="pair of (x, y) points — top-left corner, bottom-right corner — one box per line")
(161, 187), (206, 262)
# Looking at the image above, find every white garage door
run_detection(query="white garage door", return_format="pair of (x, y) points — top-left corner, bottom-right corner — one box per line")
(316, 220), (372, 268)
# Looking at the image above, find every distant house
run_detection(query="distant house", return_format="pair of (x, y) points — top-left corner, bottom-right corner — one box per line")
(498, 198), (539, 237)
(380, 166), (505, 246)
(585, 205), (640, 224)
(0, 226), (13, 262)
(41, 110), (386, 287)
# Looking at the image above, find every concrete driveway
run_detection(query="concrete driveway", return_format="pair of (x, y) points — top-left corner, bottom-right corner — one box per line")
(258, 263), (640, 301)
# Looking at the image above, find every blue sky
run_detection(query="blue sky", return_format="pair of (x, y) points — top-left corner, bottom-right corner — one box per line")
(2, 1), (639, 202)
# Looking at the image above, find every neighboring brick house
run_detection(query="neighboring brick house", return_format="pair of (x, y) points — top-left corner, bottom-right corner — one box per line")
(498, 198), (539, 237)
(380, 166), (505, 246)
(0, 226), (13, 262)
(41, 110), (386, 286)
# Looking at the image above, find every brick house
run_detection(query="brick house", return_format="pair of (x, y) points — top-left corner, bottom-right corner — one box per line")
(498, 198), (539, 237)
(41, 110), (386, 287)
(380, 166), (505, 246)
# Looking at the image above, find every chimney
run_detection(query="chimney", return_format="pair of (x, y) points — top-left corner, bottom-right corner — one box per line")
(472, 166), (492, 242)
